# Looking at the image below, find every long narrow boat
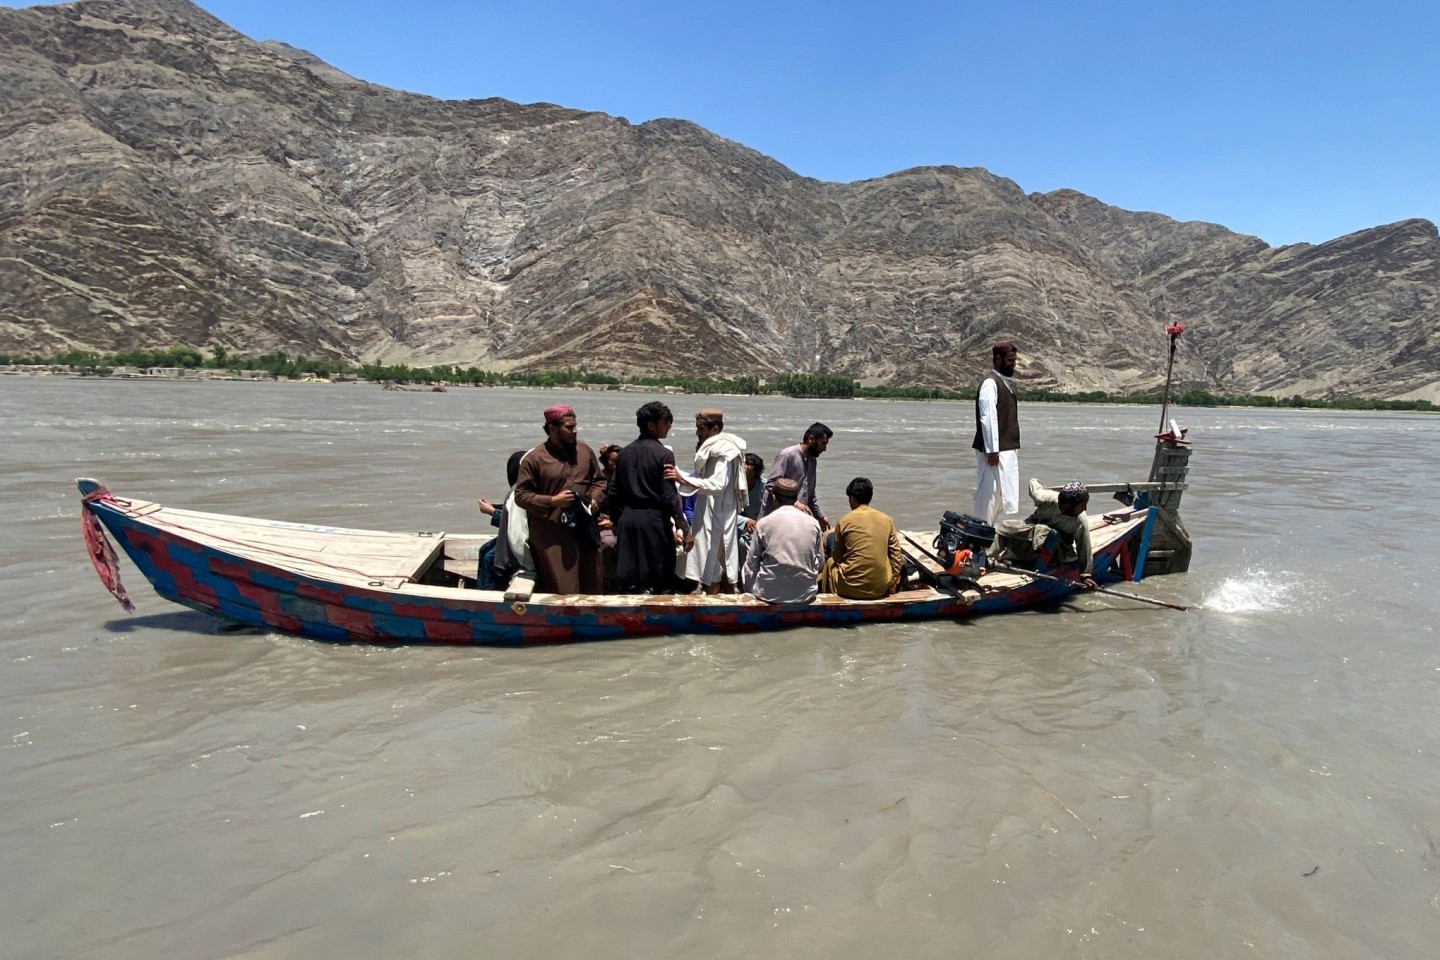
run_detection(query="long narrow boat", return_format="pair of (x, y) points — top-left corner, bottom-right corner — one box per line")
(77, 476), (1172, 646)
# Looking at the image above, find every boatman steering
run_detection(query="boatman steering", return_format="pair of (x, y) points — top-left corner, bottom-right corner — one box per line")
(993, 479), (1097, 590)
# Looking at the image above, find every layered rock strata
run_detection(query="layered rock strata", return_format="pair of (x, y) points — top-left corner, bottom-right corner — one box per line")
(2, 0), (1436, 398)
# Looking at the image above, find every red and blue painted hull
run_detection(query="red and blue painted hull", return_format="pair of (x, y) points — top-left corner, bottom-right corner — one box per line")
(79, 480), (1157, 646)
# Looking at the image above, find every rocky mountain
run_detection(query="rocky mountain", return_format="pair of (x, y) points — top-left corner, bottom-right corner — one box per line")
(2, 0), (1437, 398)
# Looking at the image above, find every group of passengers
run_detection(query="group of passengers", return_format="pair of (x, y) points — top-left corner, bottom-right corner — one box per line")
(476, 402), (908, 604)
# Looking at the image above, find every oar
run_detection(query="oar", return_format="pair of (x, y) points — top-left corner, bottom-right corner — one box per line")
(988, 561), (1189, 611)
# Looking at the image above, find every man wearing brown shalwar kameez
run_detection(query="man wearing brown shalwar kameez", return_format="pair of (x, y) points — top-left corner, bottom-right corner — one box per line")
(513, 405), (607, 594)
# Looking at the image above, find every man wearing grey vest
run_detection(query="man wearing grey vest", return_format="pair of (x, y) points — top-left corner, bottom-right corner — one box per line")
(971, 341), (1020, 524)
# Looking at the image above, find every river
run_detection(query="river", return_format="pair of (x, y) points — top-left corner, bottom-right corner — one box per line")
(3, 376), (1437, 959)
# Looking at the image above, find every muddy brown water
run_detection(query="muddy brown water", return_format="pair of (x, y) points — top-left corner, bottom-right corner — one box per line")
(3, 377), (1438, 958)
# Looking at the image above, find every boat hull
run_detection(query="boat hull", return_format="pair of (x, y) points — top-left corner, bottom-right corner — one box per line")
(80, 481), (1156, 646)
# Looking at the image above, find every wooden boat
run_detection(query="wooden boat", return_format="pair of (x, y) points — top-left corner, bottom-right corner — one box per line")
(76, 472), (1178, 646)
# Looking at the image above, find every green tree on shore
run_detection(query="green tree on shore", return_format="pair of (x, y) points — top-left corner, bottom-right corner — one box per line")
(1, 349), (1432, 412)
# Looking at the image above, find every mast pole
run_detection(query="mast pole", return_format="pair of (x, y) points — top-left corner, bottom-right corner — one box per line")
(1158, 322), (1185, 434)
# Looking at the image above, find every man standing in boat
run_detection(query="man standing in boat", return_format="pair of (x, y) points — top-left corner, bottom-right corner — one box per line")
(972, 341), (1020, 525)
(763, 422), (832, 532)
(513, 405), (607, 594)
(609, 401), (691, 593)
(665, 408), (747, 594)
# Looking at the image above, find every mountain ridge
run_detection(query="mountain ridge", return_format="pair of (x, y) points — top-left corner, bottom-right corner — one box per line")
(2, 0), (1436, 399)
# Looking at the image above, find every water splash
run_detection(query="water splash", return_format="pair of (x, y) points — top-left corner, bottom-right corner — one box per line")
(1202, 568), (1297, 613)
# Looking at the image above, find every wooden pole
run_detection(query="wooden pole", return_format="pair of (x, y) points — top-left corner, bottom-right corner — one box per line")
(989, 561), (1189, 611)
(1158, 333), (1178, 435)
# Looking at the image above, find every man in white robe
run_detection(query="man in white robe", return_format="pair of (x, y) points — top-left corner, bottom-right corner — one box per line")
(666, 409), (747, 593)
(973, 341), (1020, 524)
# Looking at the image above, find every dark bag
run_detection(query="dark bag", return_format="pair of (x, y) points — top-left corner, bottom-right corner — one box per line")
(558, 493), (602, 549)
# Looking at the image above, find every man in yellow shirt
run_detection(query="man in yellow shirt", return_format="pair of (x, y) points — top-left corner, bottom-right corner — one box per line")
(819, 478), (904, 600)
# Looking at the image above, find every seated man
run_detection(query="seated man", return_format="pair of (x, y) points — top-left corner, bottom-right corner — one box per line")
(993, 479), (1097, 589)
(476, 451), (535, 591)
(818, 477), (904, 600)
(741, 477), (822, 604)
(736, 452), (765, 566)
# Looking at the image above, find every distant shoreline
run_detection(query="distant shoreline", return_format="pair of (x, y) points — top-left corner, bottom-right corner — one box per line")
(3, 364), (1435, 414)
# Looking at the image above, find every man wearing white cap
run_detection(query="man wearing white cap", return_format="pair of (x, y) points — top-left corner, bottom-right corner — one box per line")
(665, 409), (748, 594)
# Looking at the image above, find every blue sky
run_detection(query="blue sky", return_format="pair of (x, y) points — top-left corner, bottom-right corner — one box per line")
(13, 0), (1439, 246)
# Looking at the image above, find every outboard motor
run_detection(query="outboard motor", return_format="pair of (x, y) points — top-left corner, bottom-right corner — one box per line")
(934, 511), (995, 581)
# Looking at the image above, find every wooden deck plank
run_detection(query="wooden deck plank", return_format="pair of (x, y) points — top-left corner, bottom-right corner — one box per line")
(137, 503), (447, 583)
(901, 510), (1148, 593)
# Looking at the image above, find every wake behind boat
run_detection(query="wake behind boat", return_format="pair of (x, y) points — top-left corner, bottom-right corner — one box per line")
(76, 448), (1188, 646)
